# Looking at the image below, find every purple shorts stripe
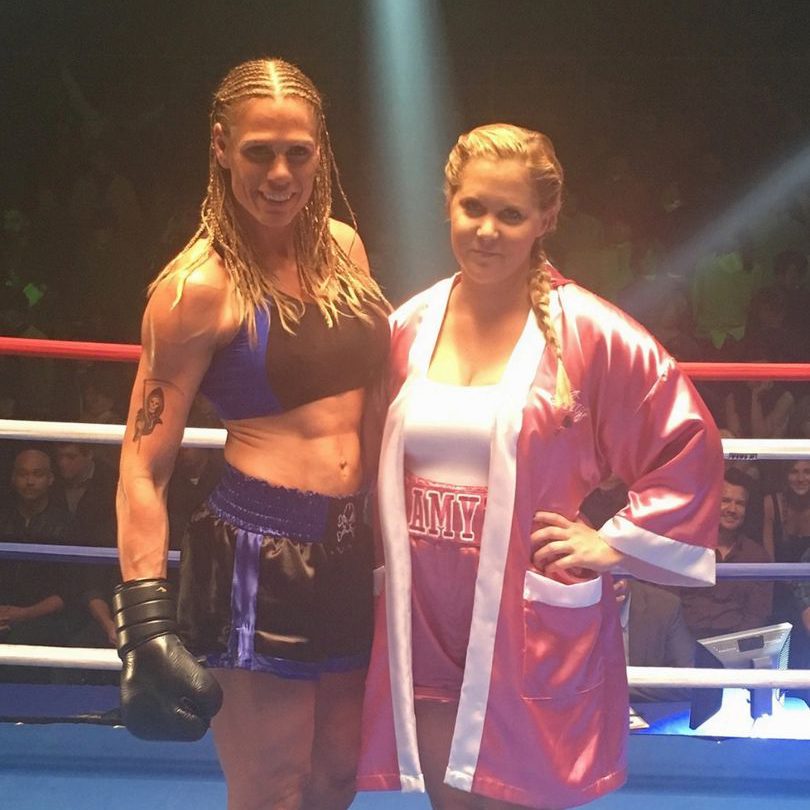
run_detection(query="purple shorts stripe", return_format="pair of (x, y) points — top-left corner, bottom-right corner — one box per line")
(206, 651), (370, 680)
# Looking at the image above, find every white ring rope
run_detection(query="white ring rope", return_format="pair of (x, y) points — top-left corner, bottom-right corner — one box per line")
(722, 438), (810, 461)
(625, 666), (810, 690)
(1, 544), (807, 579)
(1, 419), (810, 459)
(3, 420), (810, 691)
(1, 645), (121, 671)
(2, 644), (810, 689)
(0, 419), (226, 448)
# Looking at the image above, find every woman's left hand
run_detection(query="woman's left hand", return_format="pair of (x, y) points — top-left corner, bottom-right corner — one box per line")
(530, 511), (626, 585)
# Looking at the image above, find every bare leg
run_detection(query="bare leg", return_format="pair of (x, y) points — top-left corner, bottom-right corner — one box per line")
(302, 667), (366, 810)
(415, 699), (538, 810)
(212, 668), (316, 810)
(416, 699), (481, 810)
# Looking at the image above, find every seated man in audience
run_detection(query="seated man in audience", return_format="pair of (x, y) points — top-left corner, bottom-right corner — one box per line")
(616, 577), (695, 702)
(54, 442), (117, 546)
(53, 442), (118, 651)
(0, 447), (74, 681)
(680, 468), (772, 639)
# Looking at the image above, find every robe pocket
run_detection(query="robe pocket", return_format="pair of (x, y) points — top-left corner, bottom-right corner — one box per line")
(372, 565), (385, 597)
(521, 570), (605, 699)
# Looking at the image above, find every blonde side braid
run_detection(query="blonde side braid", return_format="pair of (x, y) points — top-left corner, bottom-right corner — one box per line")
(529, 260), (572, 409)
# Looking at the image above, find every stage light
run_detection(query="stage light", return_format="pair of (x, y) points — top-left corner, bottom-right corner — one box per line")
(364, 0), (460, 301)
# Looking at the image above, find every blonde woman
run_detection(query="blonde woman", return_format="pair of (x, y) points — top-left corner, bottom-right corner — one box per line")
(358, 124), (722, 809)
(114, 58), (388, 810)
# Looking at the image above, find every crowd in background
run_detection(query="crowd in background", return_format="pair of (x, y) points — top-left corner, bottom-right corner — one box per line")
(2, 37), (810, 700)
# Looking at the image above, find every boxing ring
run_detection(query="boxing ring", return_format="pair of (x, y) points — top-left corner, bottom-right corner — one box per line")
(2, 336), (810, 808)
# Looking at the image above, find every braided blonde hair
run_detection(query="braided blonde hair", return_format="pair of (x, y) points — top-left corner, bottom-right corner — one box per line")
(444, 123), (572, 407)
(150, 57), (387, 336)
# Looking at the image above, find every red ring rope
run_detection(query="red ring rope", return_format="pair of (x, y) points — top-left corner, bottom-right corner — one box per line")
(0, 336), (140, 362)
(1, 335), (810, 381)
(680, 362), (810, 381)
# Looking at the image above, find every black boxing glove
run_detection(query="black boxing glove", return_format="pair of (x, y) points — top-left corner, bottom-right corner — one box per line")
(113, 578), (223, 741)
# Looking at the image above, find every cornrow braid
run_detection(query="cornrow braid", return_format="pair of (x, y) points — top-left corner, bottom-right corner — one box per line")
(444, 123), (572, 407)
(150, 57), (388, 339)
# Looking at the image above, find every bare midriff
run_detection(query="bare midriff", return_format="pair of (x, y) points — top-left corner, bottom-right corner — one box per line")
(218, 387), (366, 495)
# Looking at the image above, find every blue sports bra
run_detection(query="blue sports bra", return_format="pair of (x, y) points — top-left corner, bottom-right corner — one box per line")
(198, 300), (389, 421)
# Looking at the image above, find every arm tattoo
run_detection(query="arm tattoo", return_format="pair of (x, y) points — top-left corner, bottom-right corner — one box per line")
(133, 381), (166, 443)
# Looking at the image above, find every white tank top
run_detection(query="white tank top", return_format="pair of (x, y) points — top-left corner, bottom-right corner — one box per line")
(403, 377), (499, 487)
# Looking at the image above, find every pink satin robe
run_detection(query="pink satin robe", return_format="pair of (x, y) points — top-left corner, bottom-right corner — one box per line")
(358, 271), (722, 809)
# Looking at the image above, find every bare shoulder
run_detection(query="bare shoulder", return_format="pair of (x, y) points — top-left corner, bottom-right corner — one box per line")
(145, 243), (236, 347)
(329, 218), (370, 273)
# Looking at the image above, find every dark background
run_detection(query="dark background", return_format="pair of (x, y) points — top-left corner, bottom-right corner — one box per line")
(3, 0), (810, 312)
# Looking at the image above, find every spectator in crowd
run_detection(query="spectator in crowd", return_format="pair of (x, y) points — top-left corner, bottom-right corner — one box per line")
(792, 544), (810, 699)
(642, 282), (701, 362)
(680, 468), (772, 639)
(0, 447), (75, 681)
(68, 141), (144, 251)
(78, 365), (126, 470)
(589, 152), (652, 235)
(788, 394), (810, 441)
(615, 577), (695, 702)
(748, 250), (810, 367)
(546, 190), (604, 269)
(763, 459), (810, 674)
(54, 442), (117, 547)
(53, 441), (120, 656)
(581, 214), (636, 303)
(723, 352), (795, 440)
(771, 250), (810, 331)
(78, 365), (124, 425)
(690, 231), (764, 361)
(744, 285), (794, 362)
(718, 428), (764, 538)
(763, 460), (810, 564)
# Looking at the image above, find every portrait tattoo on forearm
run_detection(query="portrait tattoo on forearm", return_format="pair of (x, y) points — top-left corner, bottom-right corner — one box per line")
(133, 381), (166, 444)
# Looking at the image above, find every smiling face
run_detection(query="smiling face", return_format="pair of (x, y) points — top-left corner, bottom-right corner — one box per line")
(719, 481), (747, 533)
(787, 461), (810, 497)
(449, 157), (551, 289)
(213, 96), (319, 236)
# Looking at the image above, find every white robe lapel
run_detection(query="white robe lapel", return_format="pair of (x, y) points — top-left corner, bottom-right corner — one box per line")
(445, 293), (557, 791)
(379, 277), (455, 791)
(381, 276), (559, 792)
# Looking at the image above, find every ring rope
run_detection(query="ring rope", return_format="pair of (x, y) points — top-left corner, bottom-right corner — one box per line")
(680, 362), (810, 381)
(625, 666), (810, 690)
(3, 341), (810, 690)
(2, 419), (810, 460)
(0, 419), (226, 448)
(0, 336), (140, 362)
(3, 335), (810, 381)
(1, 543), (806, 579)
(2, 643), (809, 689)
(0, 543), (181, 566)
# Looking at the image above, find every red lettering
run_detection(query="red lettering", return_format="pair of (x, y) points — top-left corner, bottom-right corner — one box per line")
(427, 490), (455, 539)
(409, 487), (426, 534)
(456, 494), (482, 541)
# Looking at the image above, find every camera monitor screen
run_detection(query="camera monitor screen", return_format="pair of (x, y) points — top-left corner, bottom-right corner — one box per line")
(689, 622), (792, 730)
